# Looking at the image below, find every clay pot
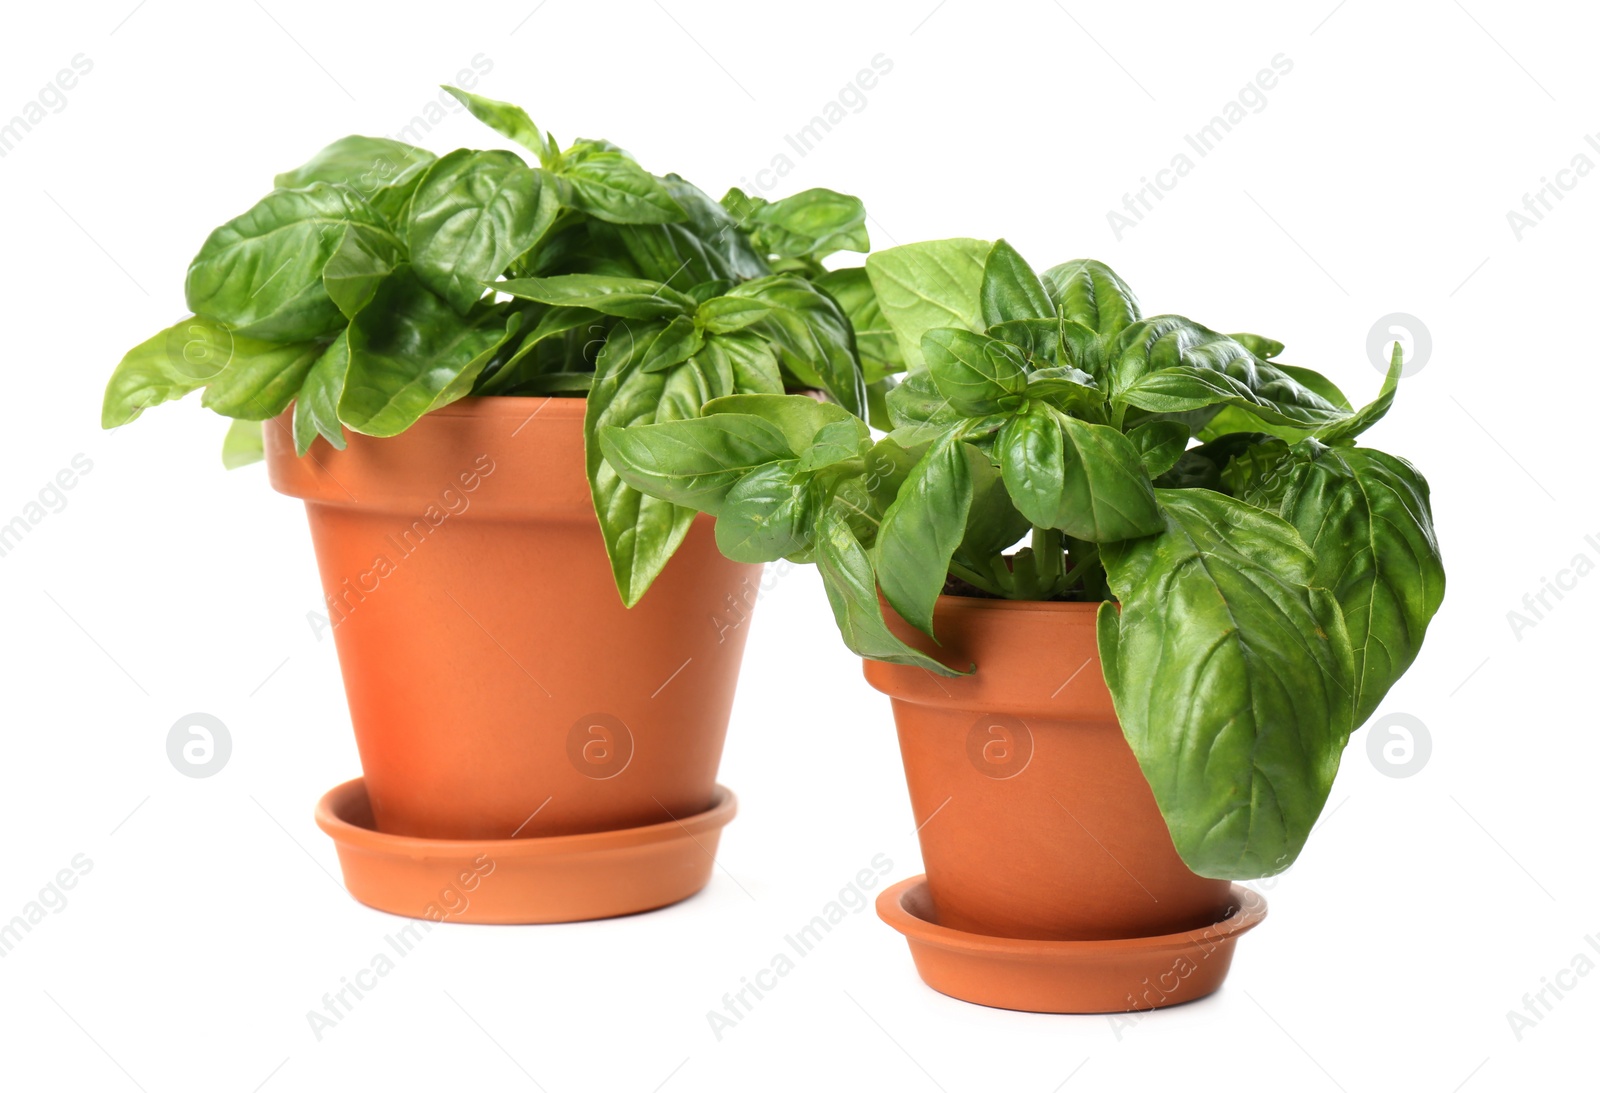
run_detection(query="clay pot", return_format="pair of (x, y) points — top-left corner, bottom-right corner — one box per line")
(863, 597), (1236, 942)
(266, 396), (761, 843)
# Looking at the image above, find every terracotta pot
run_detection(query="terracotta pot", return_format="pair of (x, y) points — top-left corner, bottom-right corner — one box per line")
(863, 597), (1236, 942)
(265, 396), (761, 842)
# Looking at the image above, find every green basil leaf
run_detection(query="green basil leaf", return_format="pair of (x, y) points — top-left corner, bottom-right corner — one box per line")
(811, 267), (902, 383)
(1197, 362), (1354, 443)
(700, 392), (859, 454)
(1041, 259), (1141, 341)
(1024, 364), (1102, 416)
(293, 331), (349, 455)
(981, 238), (1054, 326)
(718, 276), (865, 416)
(728, 187), (869, 260)
(813, 504), (965, 675)
(714, 459), (814, 562)
(503, 372), (594, 395)
(586, 328), (736, 605)
(1242, 442), (1445, 727)
(558, 140), (683, 224)
(875, 432), (974, 637)
(602, 176), (768, 291)
(322, 222), (402, 320)
(865, 238), (990, 371)
(275, 135), (435, 193)
(472, 306), (605, 395)
(221, 418), (265, 469)
(997, 405), (1162, 541)
(795, 418), (870, 472)
(103, 316), (239, 427)
(1227, 332), (1285, 359)
(921, 328), (1028, 415)
(1314, 342), (1402, 443)
(441, 86), (547, 159)
(1099, 488), (1356, 878)
(987, 317), (1060, 363)
(1126, 419), (1190, 478)
(406, 149), (560, 314)
(640, 314), (703, 373)
(598, 413), (794, 516)
(185, 184), (398, 341)
(696, 294), (774, 334)
(496, 273), (694, 319)
(884, 367), (964, 435)
(340, 266), (518, 436)
(695, 331), (785, 395)
(200, 339), (326, 421)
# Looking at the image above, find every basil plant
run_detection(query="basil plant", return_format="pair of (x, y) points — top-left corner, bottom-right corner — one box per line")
(600, 238), (1446, 880)
(102, 87), (874, 605)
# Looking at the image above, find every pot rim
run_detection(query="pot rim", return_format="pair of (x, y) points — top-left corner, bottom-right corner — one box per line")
(928, 594), (1105, 616)
(418, 394), (586, 419)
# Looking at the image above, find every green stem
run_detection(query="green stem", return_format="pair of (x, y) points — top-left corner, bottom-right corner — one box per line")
(1030, 526), (1066, 598)
(949, 560), (1007, 597)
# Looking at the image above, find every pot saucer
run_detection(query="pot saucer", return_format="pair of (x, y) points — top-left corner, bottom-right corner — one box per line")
(876, 875), (1266, 1013)
(315, 778), (737, 924)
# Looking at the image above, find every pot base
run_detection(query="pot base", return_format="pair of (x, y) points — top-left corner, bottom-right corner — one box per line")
(315, 778), (737, 924)
(876, 875), (1266, 1014)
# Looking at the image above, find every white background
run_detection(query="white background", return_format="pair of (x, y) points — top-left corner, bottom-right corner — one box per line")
(2, 1), (1595, 1090)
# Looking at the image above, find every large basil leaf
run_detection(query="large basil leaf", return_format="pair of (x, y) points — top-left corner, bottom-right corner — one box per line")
(273, 135), (435, 226)
(586, 325), (735, 606)
(602, 176), (769, 291)
(321, 222), (402, 320)
(1198, 360), (1353, 444)
(442, 86), (548, 160)
(1314, 342), (1401, 444)
(472, 305), (604, 394)
(292, 331), (349, 455)
(997, 404), (1162, 541)
(558, 140), (683, 224)
(922, 328), (1028, 415)
(694, 331), (785, 395)
(981, 239), (1054, 326)
(874, 432), (974, 637)
(406, 149), (559, 315)
(340, 266), (517, 436)
(597, 412), (793, 515)
(1114, 317), (1348, 429)
(497, 274), (694, 320)
(1041, 259), (1140, 341)
(185, 184), (399, 341)
(722, 187), (868, 260)
(865, 238), (990, 371)
(1242, 441), (1445, 727)
(717, 276), (866, 416)
(813, 267), (903, 383)
(200, 338), (325, 421)
(714, 459), (814, 562)
(1099, 488), (1356, 879)
(884, 367), (965, 435)
(699, 393), (858, 454)
(813, 505), (962, 675)
(103, 316), (240, 427)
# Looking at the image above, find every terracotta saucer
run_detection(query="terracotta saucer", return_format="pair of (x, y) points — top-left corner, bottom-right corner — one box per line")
(876, 875), (1267, 1013)
(315, 778), (737, 924)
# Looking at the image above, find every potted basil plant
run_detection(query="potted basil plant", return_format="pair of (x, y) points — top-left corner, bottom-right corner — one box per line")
(101, 87), (874, 924)
(600, 238), (1445, 1010)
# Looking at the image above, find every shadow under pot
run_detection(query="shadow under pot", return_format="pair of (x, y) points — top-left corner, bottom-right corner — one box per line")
(865, 596), (1266, 1013)
(265, 396), (758, 923)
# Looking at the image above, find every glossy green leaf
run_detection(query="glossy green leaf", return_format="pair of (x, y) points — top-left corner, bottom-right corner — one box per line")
(442, 86), (547, 159)
(221, 418), (265, 469)
(865, 238), (990, 371)
(293, 331), (349, 455)
(1041, 259), (1141, 341)
(1126, 419), (1190, 478)
(1099, 488), (1356, 878)
(1315, 342), (1402, 443)
(322, 222), (401, 320)
(496, 274), (693, 319)
(274, 135), (435, 194)
(981, 239), (1054, 326)
(603, 176), (768, 291)
(724, 186), (868, 260)
(640, 314), (702, 373)
(875, 433), (974, 637)
(695, 331), (785, 395)
(1242, 442), (1445, 727)
(199, 339), (326, 421)
(472, 306), (604, 395)
(884, 367), (965, 436)
(921, 328), (1028, 415)
(185, 184), (399, 341)
(715, 459), (814, 562)
(558, 140), (683, 224)
(598, 413), (793, 516)
(406, 149), (560, 314)
(340, 267), (517, 436)
(103, 316), (239, 427)
(700, 393), (858, 454)
(813, 505), (963, 675)
(795, 418), (870, 472)
(997, 405), (1162, 541)
(717, 276), (865, 416)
